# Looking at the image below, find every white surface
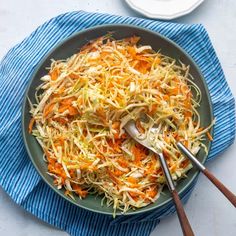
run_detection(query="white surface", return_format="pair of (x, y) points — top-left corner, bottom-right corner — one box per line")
(125, 0), (204, 20)
(0, 0), (236, 235)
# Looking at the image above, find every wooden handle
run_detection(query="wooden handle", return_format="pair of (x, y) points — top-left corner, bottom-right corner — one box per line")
(202, 168), (236, 207)
(172, 190), (195, 236)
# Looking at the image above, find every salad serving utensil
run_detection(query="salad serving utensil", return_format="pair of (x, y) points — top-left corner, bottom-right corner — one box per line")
(177, 142), (236, 207)
(124, 120), (194, 236)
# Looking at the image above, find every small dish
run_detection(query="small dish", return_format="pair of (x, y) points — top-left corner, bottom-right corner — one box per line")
(125, 0), (204, 20)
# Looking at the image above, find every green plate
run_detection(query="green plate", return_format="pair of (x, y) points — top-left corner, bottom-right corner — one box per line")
(22, 24), (213, 215)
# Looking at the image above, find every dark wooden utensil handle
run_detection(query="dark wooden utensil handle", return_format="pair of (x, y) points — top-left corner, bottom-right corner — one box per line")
(203, 168), (236, 207)
(172, 190), (195, 236)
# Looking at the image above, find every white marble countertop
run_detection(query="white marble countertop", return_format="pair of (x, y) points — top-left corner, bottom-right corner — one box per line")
(0, 0), (236, 235)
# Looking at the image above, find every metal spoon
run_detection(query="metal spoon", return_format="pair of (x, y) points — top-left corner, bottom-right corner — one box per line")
(124, 120), (194, 236)
(177, 142), (236, 207)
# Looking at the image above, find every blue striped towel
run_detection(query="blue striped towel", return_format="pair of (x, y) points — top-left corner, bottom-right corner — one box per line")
(0, 11), (235, 236)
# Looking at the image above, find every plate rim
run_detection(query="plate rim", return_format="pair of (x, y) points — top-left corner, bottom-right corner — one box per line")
(21, 23), (213, 216)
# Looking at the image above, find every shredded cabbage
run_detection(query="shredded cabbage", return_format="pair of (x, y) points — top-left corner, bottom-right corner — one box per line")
(29, 35), (214, 214)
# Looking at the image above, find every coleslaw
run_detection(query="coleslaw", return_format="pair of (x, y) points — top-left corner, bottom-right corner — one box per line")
(28, 35), (214, 214)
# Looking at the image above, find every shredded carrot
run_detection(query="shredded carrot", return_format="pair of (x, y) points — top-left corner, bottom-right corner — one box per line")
(206, 131), (213, 141)
(43, 102), (55, 118)
(68, 106), (79, 116)
(149, 104), (158, 115)
(127, 46), (136, 58)
(108, 171), (122, 185)
(58, 105), (69, 113)
(197, 127), (204, 132)
(72, 184), (88, 198)
(117, 158), (128, 168)
(52, 117), (67, 125)
(50, 68), (59, 81)
(112, 121), (120, 130)
(113, 169), (124, 177)
(61, 97), (76, 105)
(127, 176), (137, 184)
(129, 191), (139, 199)
(146, 187), (158, 199)
(135, 119), (145, 134)
(180, 159), (190, 168)
(28, 118), (35, 133)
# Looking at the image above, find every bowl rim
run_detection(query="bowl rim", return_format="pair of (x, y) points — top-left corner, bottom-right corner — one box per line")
(21, 23), (214, 216)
